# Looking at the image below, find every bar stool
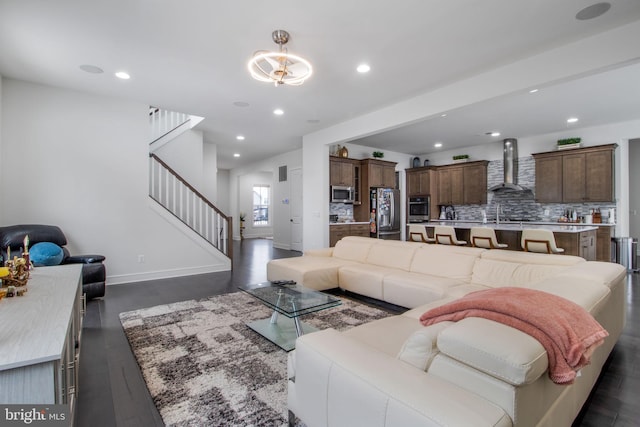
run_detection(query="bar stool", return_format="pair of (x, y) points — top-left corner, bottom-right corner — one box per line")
(521, 229), (565, 254)
(470, 227), (508, 249)
(434, 225), (467, 246)
(408, 224), (435, 243)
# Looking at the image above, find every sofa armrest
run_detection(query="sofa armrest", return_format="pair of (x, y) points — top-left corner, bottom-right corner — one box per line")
(291, 328), (511, 427)
(303, 247), (334, 257)
(63, 254), (105, 264)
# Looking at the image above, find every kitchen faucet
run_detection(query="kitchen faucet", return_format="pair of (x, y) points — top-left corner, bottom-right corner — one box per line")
(496, 204), (501, 224)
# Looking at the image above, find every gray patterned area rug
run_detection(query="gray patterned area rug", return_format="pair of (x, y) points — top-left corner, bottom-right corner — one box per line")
(119, 291), (393, 426)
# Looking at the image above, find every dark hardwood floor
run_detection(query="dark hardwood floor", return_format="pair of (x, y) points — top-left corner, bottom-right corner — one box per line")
(76, 239), (639, 426)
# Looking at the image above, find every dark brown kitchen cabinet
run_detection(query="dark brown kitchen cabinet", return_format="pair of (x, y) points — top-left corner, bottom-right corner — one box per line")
(463, 163), (488, 204)
(329, 223), (370, 247)
(436, 161), (487, 205)
(437, 167), (463, 205)
(596, 226), (613, 262)
(406, 167), (433, 196)
(533, 144), (615, 203)
(534, 155), (563, 203)
(362, 158), (396, 188)
(330, 157), (357, 187)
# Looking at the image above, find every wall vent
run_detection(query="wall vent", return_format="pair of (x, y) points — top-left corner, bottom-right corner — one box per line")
(279, 165), (287, 182)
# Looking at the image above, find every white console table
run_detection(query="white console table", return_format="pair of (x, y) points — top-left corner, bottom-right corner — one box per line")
(0, 264), (84, 422)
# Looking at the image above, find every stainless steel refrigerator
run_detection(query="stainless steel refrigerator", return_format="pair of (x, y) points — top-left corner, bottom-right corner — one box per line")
(369, 187), (401, 240)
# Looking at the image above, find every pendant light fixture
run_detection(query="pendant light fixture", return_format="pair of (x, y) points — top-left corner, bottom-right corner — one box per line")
(248, 30), (312, 87)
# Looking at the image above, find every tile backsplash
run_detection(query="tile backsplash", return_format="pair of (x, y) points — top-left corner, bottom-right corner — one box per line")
(330, 203), (355, 221)
(449, 157), (616, 222)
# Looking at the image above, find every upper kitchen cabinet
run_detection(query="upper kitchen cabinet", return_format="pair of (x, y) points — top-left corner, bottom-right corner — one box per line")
(437, 161), (488, 205)
(533, 155), (563, 203)
(361, 158), (396, 188)
(463, 162), (489, 205)
(330, 157), (357, 187)
(406, 167), (433, 196)
(533, 144), (616, 203)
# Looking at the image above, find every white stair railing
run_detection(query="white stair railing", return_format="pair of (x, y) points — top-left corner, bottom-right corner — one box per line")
(149, 107), (191, 143)
(149, 153), (233, 261)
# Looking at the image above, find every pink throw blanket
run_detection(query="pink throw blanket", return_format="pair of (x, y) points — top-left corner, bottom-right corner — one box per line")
(420, 287), (608, 385)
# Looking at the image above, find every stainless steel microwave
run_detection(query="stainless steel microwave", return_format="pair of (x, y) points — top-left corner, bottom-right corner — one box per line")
(331, 186), (355, 203)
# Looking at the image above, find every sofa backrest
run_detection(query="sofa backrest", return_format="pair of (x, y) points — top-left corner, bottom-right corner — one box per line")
(410, 245), (485, 281)
(365, 240), (421, 271)
(471, 250), (585, 288)
(332, 236), (377, 263)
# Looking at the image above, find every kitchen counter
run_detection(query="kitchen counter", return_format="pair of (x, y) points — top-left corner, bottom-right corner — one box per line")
(430, 219), (615, 227)
(419, 221), (602, 261)
(330, 221), (370, 226)
(427, 221), (599, 233)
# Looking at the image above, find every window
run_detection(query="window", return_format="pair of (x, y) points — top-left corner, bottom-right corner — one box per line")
(253, 184), (270, 226)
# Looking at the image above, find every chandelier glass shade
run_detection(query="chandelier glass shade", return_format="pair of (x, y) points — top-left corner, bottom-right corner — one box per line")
(248, 30), (312, 87)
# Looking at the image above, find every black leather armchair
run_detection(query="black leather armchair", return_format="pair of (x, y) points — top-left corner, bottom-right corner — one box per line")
(0, 224), (106, 299)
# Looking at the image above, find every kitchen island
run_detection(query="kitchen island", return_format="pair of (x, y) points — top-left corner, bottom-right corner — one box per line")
(421, 221), (603, 260)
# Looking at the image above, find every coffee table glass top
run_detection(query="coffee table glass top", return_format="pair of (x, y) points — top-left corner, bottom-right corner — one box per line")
(239, 281), (341, 318)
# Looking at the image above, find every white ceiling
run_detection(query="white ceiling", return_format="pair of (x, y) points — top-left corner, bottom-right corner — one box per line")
(1, 1), (639, 169)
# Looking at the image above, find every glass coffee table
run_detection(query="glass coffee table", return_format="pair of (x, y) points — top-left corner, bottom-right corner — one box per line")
(239, 280), (342, 351)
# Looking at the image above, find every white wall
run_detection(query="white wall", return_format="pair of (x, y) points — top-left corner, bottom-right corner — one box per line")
(203, 142), (218, 205)
(154, 129), (204, 189)
(0, 75), (3, 225)
(229, 149), (302, 247)
(628, 139), (640, 241)
(216, 169), (230, 214)
(0, 79), (230, 284)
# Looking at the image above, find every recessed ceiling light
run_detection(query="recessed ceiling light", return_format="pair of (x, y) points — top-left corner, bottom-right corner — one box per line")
(567, 117), (579, 123)
(273, 108), (284, 116)
(490, 132), (501, 137)
(79, 64), (103, 74)
(233, 153), (241, 158)
(434, 142), (443, 148)
(233, 101), (250, 107)
(236, 135), (245, 141)
(529, 89), (539, 94)
(441, 114), (447, 117)
(576, 2), (611, 20)
(115, 71), (130, 80)
(356, 64), (371, 73)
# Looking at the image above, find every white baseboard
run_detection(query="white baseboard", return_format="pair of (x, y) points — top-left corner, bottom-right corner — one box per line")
(106, 263), (230, 285)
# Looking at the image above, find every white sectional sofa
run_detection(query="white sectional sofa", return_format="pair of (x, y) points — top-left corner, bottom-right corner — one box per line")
(267, 237), (627, 427)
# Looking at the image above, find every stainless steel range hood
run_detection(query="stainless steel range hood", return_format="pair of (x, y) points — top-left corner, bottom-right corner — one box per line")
(489, 138), (528, 192)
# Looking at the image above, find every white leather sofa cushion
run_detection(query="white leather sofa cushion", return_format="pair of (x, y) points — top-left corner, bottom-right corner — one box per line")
(397, 321), (453, 370)
(555, 261), (628, 289)
(428, 353), (565, 427)
(293, 329), (512, 427)
(471, 250), (583, 288)
(344, 315), (425, 357)
(382, 272), (467, 308)
(402, 297), (459, 320)
(436, 317), (549, 386)
(332, 236), (376, 263)
(526, 277), (610, 314)
(266, 256), (352, 290)
(479, 249), (586, 266)
(338, 264), (391, 300)
(410, 245), (485, 280)
(365, 240), (419, 271)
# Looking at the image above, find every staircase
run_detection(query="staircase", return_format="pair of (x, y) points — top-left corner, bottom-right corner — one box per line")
(148, 108), (232, 262)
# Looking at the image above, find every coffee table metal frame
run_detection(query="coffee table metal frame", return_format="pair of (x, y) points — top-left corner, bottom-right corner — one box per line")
(239, 281), (341, 351)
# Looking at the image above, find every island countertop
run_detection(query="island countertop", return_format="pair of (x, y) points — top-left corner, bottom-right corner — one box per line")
(426, 221), (599, 233)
